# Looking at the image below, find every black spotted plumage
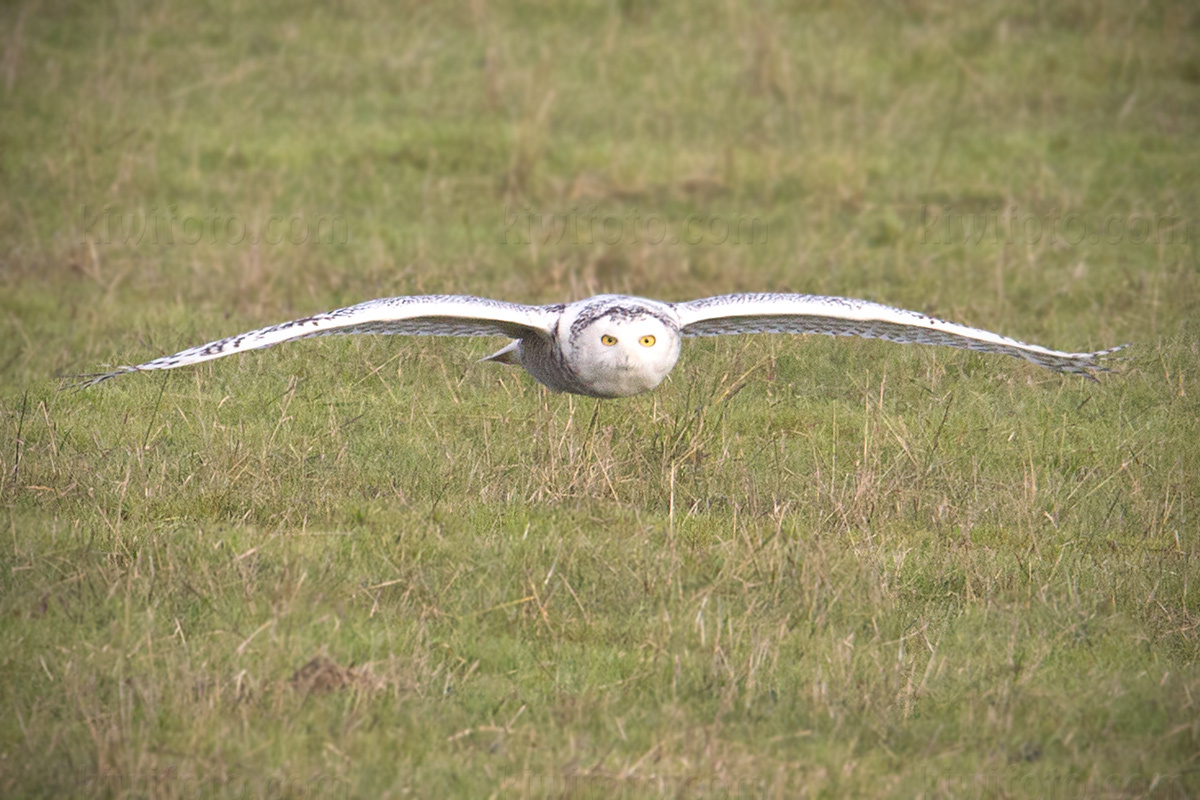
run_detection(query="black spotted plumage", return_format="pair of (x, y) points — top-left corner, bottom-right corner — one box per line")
(73, 292), (1127, 395)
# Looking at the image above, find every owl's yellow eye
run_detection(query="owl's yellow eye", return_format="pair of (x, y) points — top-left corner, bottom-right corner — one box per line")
(600, 334), (618, 346)
(639, 335), (656, 347)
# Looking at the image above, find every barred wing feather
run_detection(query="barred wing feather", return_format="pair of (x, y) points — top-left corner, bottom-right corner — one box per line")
(675, 293), (1125, 379)
(74, 295), (553, 387)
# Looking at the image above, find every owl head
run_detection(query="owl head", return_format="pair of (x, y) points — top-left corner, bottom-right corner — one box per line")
(562, 296), (682, 398)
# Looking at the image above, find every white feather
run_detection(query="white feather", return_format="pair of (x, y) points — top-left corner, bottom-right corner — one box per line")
(675, 293), (1125, 378)
(74, 292), (1126, 395)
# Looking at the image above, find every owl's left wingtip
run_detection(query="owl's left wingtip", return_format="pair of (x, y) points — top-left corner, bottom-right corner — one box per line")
(1082, 342), (1133, 379)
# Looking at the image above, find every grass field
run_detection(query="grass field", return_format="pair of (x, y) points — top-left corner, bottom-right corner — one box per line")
(2, 0), (1198, 797)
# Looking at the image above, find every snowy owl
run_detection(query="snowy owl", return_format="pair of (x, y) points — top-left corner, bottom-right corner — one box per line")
(77, 293), (1124, 398)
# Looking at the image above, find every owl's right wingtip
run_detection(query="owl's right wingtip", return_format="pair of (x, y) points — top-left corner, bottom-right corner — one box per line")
(58, 366), (139, 392)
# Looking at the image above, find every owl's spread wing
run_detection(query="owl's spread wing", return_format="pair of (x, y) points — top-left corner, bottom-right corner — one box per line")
(74, 295), (555, 387)
(674, 293), (1126, 379)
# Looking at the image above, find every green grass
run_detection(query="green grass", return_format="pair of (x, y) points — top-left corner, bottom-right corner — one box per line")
(2, 0), (1199, 797)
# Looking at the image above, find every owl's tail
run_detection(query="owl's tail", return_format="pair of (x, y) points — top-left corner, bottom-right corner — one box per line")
(480, 340), (522, 366)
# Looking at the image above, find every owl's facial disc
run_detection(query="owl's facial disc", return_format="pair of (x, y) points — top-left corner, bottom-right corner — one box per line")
(571, 312), (681, 397)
